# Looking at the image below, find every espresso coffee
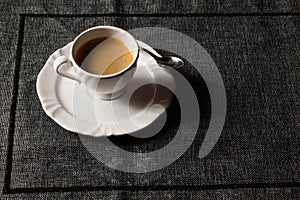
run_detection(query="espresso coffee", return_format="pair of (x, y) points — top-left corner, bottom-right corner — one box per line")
(74, 37), (134, 75)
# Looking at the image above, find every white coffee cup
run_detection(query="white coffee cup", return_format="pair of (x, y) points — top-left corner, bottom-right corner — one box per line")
(54, 26), (139, 100)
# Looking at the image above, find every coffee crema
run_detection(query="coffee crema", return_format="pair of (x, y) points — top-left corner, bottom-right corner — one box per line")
(74, 37), (134, 75)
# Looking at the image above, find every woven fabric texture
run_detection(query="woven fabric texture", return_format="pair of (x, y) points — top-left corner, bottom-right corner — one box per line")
(0, 1), (300, 199)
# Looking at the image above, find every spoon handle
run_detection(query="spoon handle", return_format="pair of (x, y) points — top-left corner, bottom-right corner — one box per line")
(141, 48), (184, 69)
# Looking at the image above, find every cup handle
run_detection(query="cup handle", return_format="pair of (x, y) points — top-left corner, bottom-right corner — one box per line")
(54, 56), (81, 83)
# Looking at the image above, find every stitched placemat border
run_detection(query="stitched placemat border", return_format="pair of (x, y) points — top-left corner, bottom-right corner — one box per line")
(3, 13), (300, 194)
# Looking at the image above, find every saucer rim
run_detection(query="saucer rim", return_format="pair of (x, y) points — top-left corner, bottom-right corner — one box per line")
(36, 40), (174, 136)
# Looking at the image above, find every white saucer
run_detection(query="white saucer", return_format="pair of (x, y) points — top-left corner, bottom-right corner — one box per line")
(36, 41), (175, 137)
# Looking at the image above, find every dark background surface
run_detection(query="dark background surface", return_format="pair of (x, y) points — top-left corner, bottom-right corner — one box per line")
(0, 1), (300, 199)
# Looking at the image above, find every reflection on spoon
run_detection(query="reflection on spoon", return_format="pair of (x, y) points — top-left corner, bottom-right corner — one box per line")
(141, 48), (184, 69)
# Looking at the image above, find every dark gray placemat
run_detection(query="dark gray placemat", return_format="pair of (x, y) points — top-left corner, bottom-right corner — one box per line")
(1, 188), (299, 199)
(1, 0), (300, 199)
(2, 14), (299, 194)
